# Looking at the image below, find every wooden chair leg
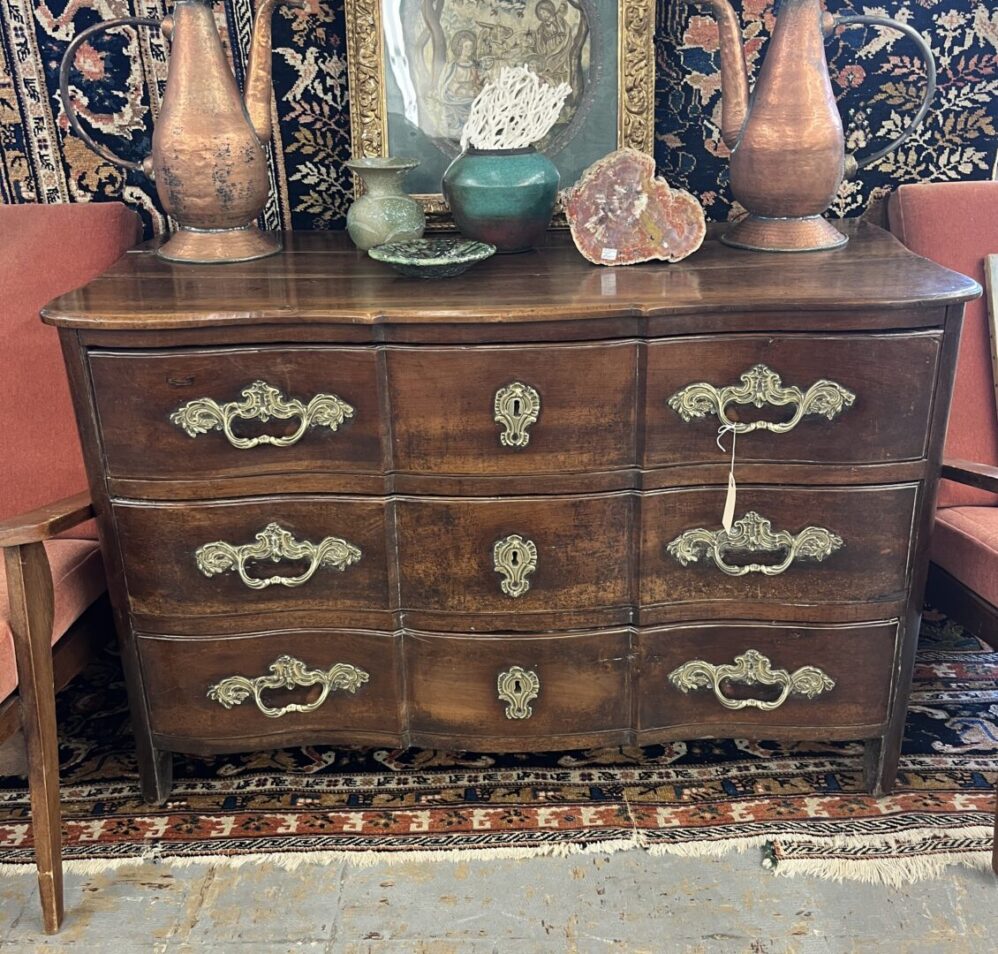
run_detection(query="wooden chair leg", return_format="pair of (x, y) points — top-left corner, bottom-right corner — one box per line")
(4, 543), (64, 933)
(993, 788), (997, 876)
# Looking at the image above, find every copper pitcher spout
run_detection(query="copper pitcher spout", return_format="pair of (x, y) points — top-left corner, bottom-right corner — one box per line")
(699, 0), (750, 150)
(245, 0), (308, 143)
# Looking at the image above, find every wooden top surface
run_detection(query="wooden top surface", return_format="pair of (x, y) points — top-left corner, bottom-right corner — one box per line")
(42, 222), (980, 331)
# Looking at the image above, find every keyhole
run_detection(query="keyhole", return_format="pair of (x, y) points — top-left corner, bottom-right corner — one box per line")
(512, 398), (521, 416)
(513, 678), (522, 693)
(511, 550), (519, 567)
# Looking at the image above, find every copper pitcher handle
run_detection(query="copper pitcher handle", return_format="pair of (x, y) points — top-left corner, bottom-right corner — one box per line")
(59, 17), (165, 176)
(826, 14), (936, 178)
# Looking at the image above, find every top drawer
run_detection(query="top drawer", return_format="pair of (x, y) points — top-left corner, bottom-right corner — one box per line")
(645, 333), (941, 467)
(89, 347), (384, 480)
(387, 342), (637, 475)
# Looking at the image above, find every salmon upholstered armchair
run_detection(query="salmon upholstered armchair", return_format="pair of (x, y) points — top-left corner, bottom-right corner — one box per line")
(0, 203), (141, 931)
(887, 181), (997, 875)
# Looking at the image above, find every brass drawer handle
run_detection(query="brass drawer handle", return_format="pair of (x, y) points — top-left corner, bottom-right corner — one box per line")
(195, 522), (362, 590)
(207, 654), (369, 719)
(667, 511), (842, 577)
(493, 534), (537, 598)
(497, 666), (540, 719)
(170, 380), (354, 449)
(669, 649), (835, 711)
(668, 364), (855, 434)
(494, 381), (540, 448)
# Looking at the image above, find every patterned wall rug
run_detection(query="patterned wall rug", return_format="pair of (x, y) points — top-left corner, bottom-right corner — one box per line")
(0, 607), (994, 886)
(1, 1), (995, 238)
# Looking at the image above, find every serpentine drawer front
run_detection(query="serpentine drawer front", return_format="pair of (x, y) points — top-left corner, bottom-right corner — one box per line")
(640, 483), (919, 615)
(43, 226), (979, 802)
(387, 342), (638, 475)
(404, 631), (631, 749)
(113, 497), (391, 632)
(645, 332), (941, 467)
(395, 493), (632, 629)
(637, 621), (898, 734)
(89, 346), (383, 481)
(136, 630), (402, 751)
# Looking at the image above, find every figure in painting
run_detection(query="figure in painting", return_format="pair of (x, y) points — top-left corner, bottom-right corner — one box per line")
(409, 0), (591, 145)
(439, 30), (483, 137)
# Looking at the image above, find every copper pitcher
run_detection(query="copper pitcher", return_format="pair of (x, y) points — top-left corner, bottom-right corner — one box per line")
(60, 0), (306, 264)
(699, 0), (935, 252)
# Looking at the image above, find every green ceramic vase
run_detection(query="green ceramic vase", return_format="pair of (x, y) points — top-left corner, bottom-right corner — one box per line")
(442, 147), (560, 253)
(345, 157), (426, 251)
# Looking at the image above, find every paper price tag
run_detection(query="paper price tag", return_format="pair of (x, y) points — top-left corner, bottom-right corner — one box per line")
(601, 247), (618, 261)
(722, 469), (736, 534)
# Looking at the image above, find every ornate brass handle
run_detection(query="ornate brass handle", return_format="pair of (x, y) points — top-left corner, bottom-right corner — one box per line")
(207, 655), (369, 719)
(195, 522), (362, 590)
(668, 649), (835, 711)
(494, 381), (540, 448)
(170, 380), (354, 449)
(493, 534), (538, 598)
(668, 364), (855, 434)
(497, 666), (540, 719)
(667, 511), (842, 577)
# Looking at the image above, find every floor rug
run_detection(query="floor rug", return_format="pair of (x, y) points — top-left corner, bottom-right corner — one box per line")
(0, 609), (994, 886)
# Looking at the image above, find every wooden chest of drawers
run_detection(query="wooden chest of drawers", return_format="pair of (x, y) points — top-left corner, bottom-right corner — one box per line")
(43, 223), (979, 804)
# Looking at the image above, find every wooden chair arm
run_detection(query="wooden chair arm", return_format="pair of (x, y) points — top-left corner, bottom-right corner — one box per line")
(940, 459), (998, 495)
(0, 492), (94, 548)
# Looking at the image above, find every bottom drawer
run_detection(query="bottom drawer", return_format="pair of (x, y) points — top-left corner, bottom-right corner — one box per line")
(137, 630), (402, 749)
(406, 630), (631, 749)
(638, 621), (898, 734)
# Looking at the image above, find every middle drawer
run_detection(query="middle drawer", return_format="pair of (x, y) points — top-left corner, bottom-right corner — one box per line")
(114, 497), (392, 630)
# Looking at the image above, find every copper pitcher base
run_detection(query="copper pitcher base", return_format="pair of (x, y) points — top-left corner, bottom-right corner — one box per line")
(722, 215), (848, 253)
(158, 226), (282, 264)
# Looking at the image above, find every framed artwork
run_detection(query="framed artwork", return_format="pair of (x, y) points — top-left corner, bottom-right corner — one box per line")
(345, 0), (655, 221)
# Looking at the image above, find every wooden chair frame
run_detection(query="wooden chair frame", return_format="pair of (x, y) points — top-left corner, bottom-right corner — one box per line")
(0, 491), (108, 932)
(922, 254), (998, 875)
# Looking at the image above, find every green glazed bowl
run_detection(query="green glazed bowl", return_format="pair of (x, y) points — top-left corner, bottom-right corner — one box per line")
(368, 238), (496, 279)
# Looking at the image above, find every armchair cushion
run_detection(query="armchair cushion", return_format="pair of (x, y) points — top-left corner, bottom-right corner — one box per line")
(0, 539), (105, 702)
(931, 506), (998, 611)
(888, 182), (998, 509)
(0, 203), (141, 537)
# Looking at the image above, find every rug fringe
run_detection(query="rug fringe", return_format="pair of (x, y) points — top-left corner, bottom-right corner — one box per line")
(0, 836), (646, 877)
(646, 834), (773, 858)
(767, 849), (993, 888)
(763, 825), (995, 888)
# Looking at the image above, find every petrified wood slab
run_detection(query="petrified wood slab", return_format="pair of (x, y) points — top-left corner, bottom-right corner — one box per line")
(564, 148), (706, 266)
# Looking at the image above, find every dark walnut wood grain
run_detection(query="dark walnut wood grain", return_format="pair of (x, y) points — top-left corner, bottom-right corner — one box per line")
(137, 629), (402, 752)
(89, 346), (384, 481)
(395, 493), (633, 631)
(640, 483), (919, 619)
(113, 497), (392, 632)
(42, 225), (980, 801)
(636, 620), (898, 736)
(644, 332), (941, 467)
(405, 630), (631, 750)
(42, 224), (977, 331)
(387, 342), (638, 475)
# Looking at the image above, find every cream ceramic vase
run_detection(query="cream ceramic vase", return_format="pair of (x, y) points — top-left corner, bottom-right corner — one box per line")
(345, 157), (426, 251)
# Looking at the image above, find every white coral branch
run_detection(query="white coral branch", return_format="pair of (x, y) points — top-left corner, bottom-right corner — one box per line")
(460, 67), (571, 151)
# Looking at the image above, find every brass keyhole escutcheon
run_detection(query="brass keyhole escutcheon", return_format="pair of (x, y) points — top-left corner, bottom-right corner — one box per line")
(494, 381), (540, 448)
(497, 666), (540, 720)
(493, 534), (538, 598)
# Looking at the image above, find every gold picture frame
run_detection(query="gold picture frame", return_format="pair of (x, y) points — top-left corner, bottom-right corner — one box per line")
(344, 0), (655, 224)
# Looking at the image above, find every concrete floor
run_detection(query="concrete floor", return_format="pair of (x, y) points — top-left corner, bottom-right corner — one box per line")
(1, 738), (996, 952)
(0, 848), (996, 953)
